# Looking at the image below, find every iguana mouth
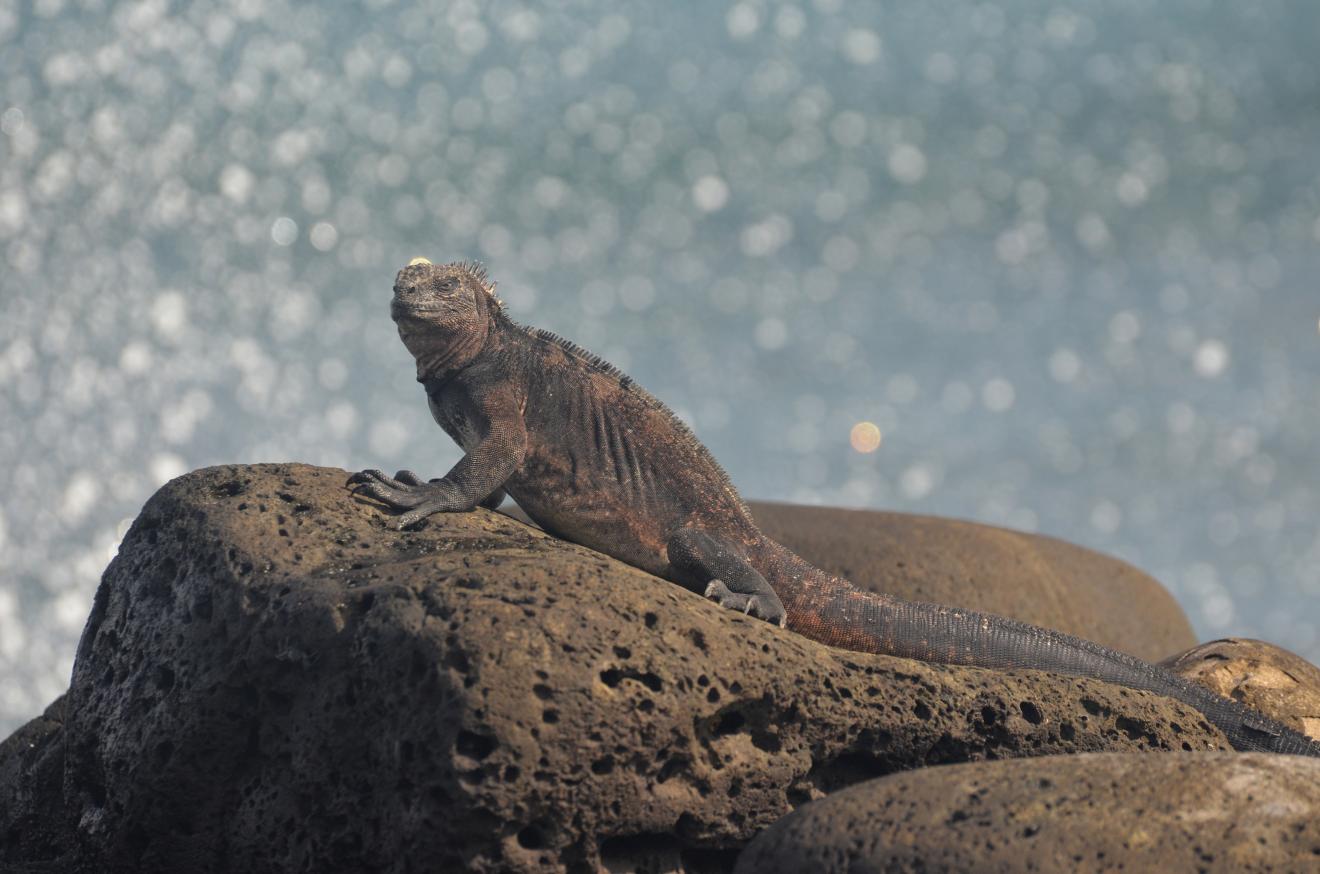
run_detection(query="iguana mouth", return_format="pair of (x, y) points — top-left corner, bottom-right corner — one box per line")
(390, 298), (449, 317)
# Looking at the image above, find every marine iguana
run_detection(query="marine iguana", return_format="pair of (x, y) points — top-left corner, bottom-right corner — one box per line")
(350, 258), (1320, 757)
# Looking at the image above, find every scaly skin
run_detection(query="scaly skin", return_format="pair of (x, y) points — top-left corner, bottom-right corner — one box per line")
(350, 259), (1320, 757)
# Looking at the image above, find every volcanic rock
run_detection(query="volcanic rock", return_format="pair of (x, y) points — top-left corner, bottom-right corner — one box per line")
(8, 464), (1229, 873)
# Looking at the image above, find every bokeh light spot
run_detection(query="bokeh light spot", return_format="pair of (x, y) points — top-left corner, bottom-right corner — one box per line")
(850, 421), (883, 454)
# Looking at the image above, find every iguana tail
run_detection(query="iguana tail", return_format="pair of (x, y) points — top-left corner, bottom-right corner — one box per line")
(779, 564), (1320, 757)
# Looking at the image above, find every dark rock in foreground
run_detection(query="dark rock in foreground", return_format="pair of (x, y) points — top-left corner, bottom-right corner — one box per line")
(8, 464), (1229, 873)
(735, 752), (1320, 874)
(749, 501), (1196, 661)
(0, 694), (68, 866)
(1164, 637), (1320, 741)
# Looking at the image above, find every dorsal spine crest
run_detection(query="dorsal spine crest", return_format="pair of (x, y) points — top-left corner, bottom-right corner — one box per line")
(450, 259), (502, 310)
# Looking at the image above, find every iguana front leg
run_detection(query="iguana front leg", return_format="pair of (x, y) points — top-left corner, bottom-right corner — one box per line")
(350, 418), (525, 528)
(667, 528), (788, 627)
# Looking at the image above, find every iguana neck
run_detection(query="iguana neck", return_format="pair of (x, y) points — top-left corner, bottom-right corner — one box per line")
(404, 294), (502, 384)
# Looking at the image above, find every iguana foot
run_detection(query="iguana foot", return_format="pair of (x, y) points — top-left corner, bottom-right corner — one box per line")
(705, 579), (787, 628)
(348, 468), (428, 492)
(669, 528), (789, 628)
(347, 469), (430, 507)
(347, 469), (462, 529)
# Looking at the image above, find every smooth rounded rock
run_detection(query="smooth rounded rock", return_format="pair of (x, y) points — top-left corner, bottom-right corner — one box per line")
(1163, 637), (1320, 741)
(749, 501), (1196, 661)
(735, 752), (1320, 874)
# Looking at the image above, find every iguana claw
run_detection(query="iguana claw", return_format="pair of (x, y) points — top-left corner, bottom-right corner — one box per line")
(704, 579), (788, 628)
(348, 469), (460, 527)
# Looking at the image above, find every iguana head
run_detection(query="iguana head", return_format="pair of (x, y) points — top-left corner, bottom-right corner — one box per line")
(391, 258), (501, 380)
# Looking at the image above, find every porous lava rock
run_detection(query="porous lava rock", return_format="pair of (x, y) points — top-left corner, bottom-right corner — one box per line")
(0, 694), (69, 867)
(734, 752), (1320, 874)
(1163, 637), (1320, 741)
(749, 501), (1195, 661)
(16, 464), (1229, 873)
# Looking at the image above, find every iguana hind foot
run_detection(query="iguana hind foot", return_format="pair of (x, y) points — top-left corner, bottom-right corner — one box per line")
(668, 528), (788, 627)
(704, 580), (788, 628)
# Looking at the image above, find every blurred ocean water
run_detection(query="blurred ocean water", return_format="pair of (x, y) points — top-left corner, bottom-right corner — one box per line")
(2, 0), (1319, 735)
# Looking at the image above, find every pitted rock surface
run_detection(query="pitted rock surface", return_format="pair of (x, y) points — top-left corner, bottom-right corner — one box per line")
(54, 464), (1228, 873)
(1163, 637), (1320, 741)
(0, 694), (69, 867)
(734, 752), (1320, 874)
(749, 501), (1195, 662)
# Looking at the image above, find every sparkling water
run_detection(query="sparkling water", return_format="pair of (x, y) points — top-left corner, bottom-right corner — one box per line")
(2, 0), (1319, 735)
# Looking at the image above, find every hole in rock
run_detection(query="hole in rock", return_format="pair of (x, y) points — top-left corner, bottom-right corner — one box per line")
(215, 480), (245, 497)
(714, 711), (745, 736)
(805, 751), (891, 793)
(455, 730), (496, 760)
(751, 729), (781, 753)
(1115, 715), (1150, 742)
(787, 786), (813, 806)
(516, 823), (549, 850)
(598, 668), (663, 692)
(599, 833), (681, 872)
(682, 848), (742, 871)
(656, 756), (689, 782)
